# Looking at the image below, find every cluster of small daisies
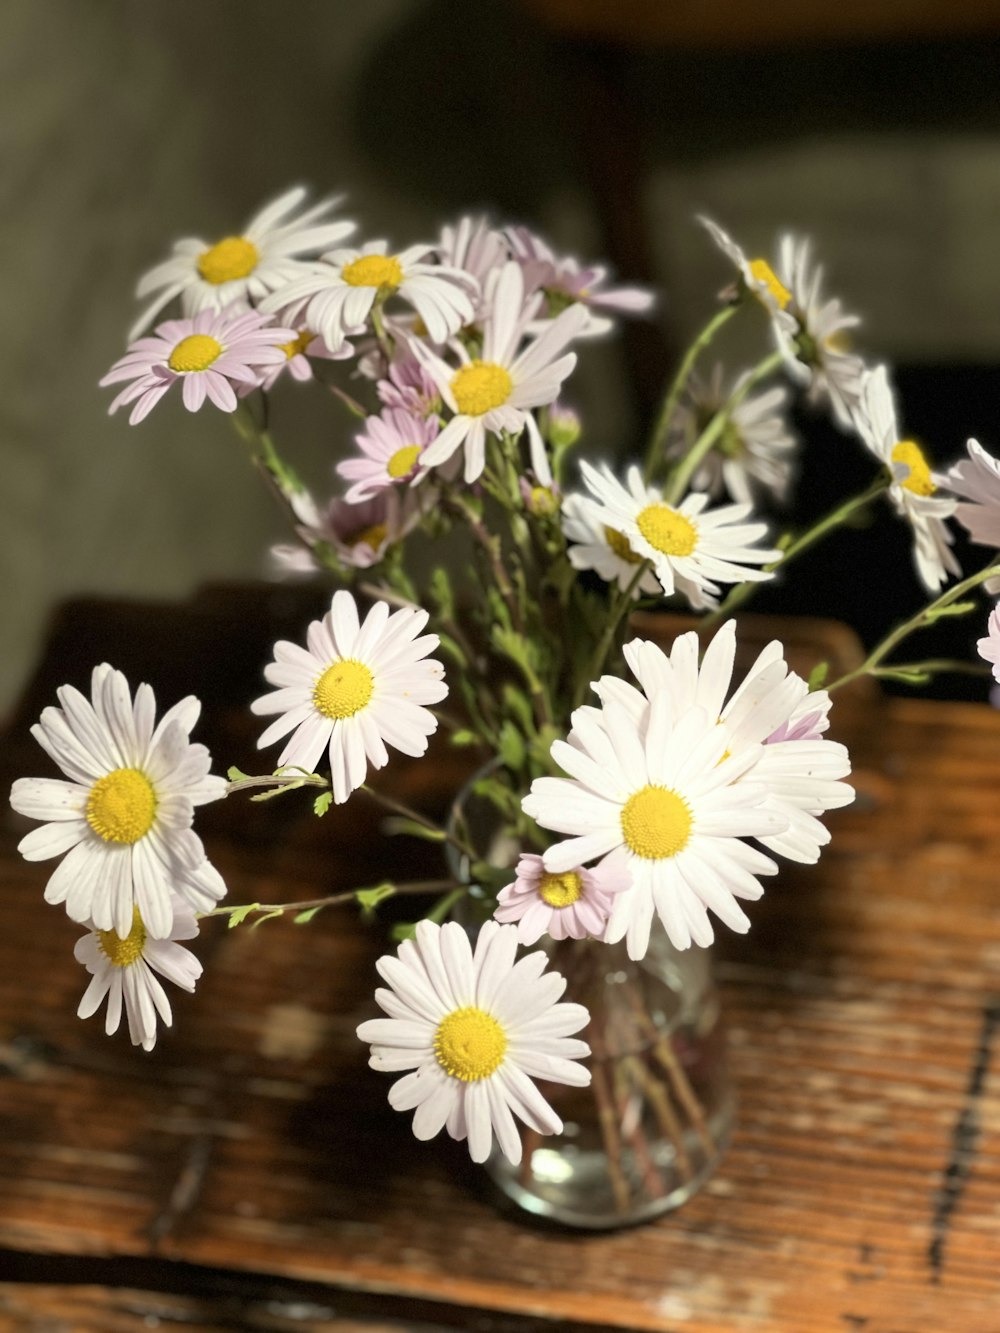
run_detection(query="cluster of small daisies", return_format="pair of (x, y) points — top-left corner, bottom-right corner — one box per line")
(15, 186), (1000, 1173)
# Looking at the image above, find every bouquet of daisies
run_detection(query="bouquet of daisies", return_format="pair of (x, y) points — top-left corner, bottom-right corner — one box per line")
(11, 187), (1000, 1196)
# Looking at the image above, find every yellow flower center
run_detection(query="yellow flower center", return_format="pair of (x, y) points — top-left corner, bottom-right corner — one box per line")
(345, 522), (388, 551)
(603, 525), (642, 564)
(196, 235), (260, 285)
(748, 258), (791, 310)
(86, 768), (157, 845)
(450, 361), (513, 416)
(620, 784), (693, 859)
(168, 333), (223, 373)
(97, 908), (147, 968)
(280, 329), (315, 360)
(434, 1006), (508, 1081)
(341, 254), (403, 290)
(387, 444), (422, 479)
(636, 504), (698, 557)
(313, 658), (374, 720)
(891, 439), (936, 497)
(539, 870), (583, 908)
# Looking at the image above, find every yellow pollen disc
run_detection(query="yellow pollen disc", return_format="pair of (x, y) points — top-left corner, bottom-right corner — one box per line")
(168, 333), (223, 373)
(97, 908), (147, 968)
(434, 1006), (508, 1082)
(603, 525), (642, 564)
(346, 522), (388, 551)
(196, 235), (259, 285)
(280, 329), (315, 360)
(341, 254), (403, 290)
(387, 444), (422, 479)
(620, 784), (693, 860)
(539, 870), (583, 908)
(450, 360), (513, 416)
(636, 504), (698, 557)
(748, 258), (791, 310)
(86, 768), (157, 845)
(313, 658), (374, 720)
(891, 439), (936, 496)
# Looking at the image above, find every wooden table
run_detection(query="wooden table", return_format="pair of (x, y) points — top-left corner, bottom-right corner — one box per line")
(1, 589), (999, 1331)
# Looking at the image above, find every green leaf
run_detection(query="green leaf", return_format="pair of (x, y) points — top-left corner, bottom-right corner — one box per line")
(313, 791), (333, 817)
(498, 720), (526, 770)
(429, 567), (455, 621)
(355, 882), (397, 912)
(436, 632), (468, 669)
(381, 816), (446, 842)
(929, 600), (977, 620)
(879, 668), (931, 686)
(391, 922), (418, 943)
(807, 661), (830, 691)
(226, 903), (261, 929)
(502, 685), (533, 733)
(226, 766), (252, 782)
(293, 905), (325, 924)
(250, 909), (284, 930)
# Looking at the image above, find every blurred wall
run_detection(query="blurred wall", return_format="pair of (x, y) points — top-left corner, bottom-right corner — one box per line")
(5, 0), (1000, 714)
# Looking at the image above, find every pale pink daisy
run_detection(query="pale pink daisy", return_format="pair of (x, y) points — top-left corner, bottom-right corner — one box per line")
(436, 216), (510, 322)
(507, 225), (653, 335)
(10, 665), (226, 940)
(251, 590), (448, 804)
(336, 407), (440, 503)
(978, 606), (1000, 683)
(936, 439), (1000, 550)
(257, 320), (354, 392)
(493, 853), (629, 944)
(270, 489), (421, 576)
(356, 920), (591, 1165)
(130, 185), (355, 339)
(416, 262), (588, 483)
(74, 895), (203, 1051)
(375, 356), (443, 418)
(100, 306), (295, 424)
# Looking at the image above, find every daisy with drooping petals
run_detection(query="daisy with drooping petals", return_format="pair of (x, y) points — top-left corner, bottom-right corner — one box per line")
(493, 853), (629, 944)
(251, 590), (448, 804)
(130, 186), (355, 339)
(668, 363), (798, 506)
(270, 488), (421, 576)
(507, 225), (654, 336)
(101, 307), (296, 424)
(10, 665), (226, 940)
(699, 216), (794, 315)
(356, 920), (591, 1165)
(852, 365), (959, 592)
(936, 438), (1000, 551)
(74, 895), (203, 1051)
(561, 492), (661, 597)
(375, 356), (443, 418)
(260, 241), (477, 352)
(436, 216), (510, 323)
(579, 461), (779, 609)
(523, 696), (789, 959)
(257, 320), (354, 392)
(416, 261), (588, 483)
(595, 621), (854, 865)
(336, 407), (440, 503)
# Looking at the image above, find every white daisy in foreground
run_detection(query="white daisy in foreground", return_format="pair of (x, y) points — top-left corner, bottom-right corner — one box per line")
(251, 590), (447, 804)
(357, 920), (590, 1165)
(580, 461), (779, 610)
(595, 621), (854, 864)
(130, 185), (355, 338)
(493, 852), (630, 944)
(100, 307), (295, 424)
(74, 896), (202, 1051)
(416, 261), (588, 482)
(522, 697), (789, 959)
(668, 363), (797, 506)
(260, 240), (476, 351)
(978, 606), (1000, 683)
(561, 492), (660, 597)
(852, 365), (959, 591)
(936, 438), (1000, 550)
(10, 665), (226, 940)
(336, 407), (440, 503)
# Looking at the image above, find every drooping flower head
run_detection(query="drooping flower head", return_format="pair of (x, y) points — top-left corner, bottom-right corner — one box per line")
(936, 438), (1000, 552)
(10, 665), (226, 939)
(507, 225), (654, 335)
(435, 216), (510, 323)
(357, 920), (591, 1164)
(269, 488), (421, 576)
(252, 590), (447, 804)
(493, 852), (629, 944)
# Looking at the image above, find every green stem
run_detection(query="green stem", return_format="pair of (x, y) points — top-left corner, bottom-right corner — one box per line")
(663, 350), (784, 505)
(226, 770), (328, 797)
(370, 302), (394, 364)
(870, 659), (993, 682)
(361, 785), (478, 860)
(202, 878), (455, 923)
(643, 304), (739, 484)
(573, 559), (653, 710)
(829, 562), (1000, 693)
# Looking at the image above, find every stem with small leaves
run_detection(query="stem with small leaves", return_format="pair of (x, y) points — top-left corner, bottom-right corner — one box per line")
(572, 559), (653, 710)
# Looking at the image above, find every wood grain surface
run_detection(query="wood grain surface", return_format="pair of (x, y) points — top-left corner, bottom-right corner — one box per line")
(0, 590), (998, 1331)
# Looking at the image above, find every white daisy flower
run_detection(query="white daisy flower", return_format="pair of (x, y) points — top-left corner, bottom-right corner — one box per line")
(10, 665), (226, 940)
(100, 307), (295, 424)
(522, 697), (789, 959)
(493, 852), (630, 944)
(561, 491), (661, 597)
(667, 363), (797, 506)
(356, 920), (591, 1165)
(415, 261), (588, 483)
(260, 240), (477, 352)
(336, 407), (440, 503)
(594, 620), (855, 865)
(852, 365), (959, 592)
(936, 438), (1000, 550)
(251, 590), (448, 805)
(74, 896), (202, 1051)
(130, 186), (355, 339)
(579, 461), (780, 610)
(699, 216), (794, 315)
